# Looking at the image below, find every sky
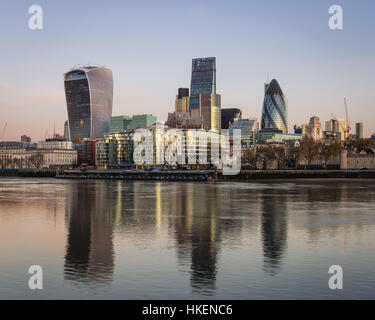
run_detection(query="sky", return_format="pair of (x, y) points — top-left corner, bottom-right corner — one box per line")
(0, 0), (374, 141)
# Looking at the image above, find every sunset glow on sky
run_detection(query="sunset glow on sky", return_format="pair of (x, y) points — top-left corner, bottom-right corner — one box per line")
(0, 0), (374, 141)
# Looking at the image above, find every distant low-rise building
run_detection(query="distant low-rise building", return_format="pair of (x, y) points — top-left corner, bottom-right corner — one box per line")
(166, 112), (203, 130)
(21, 135), (31, 143)
(132, 114), (157, 129)
(347, 153), (375, 169)
(259, 129), (303, 142)
(37, 140), (73, 150)
(76, 138), (98, 165)
(40, 149), (77, 168)
(109, 116), (132, 133)
(1, 137), (76, 168)
(230, 118), (257, 146)
(0, 141), (35, 150)
(0, 148), (77, 169)
(294, 124), (308, 135)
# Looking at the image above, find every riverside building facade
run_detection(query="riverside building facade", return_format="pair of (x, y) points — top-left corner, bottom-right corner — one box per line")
(96, 127), (239, 173)
(0, 148), (77, 169)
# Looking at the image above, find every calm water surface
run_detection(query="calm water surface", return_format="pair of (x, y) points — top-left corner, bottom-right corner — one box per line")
(0, 178), (375, 299)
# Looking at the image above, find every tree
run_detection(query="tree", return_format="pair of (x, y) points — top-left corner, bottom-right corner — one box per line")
(242, 148), (256, 169)
(347, 138), (375, 152)
(299, 136), (320, 169)
(319, 141), (341, 169)
(255, 146), (267, 169)
(256, 145), (280, 170)
(286, 145), (300, 168)
(274, 146), (286, 169)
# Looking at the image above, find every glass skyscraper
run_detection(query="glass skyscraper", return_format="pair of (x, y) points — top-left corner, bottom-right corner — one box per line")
(221, 108), (242, 129)
(200, 93), (221, 132)
(109, 116), (132, 134)
(64, 66), (113, 142)
(231, 118), (257, 146)
(261, 79), (288, 133)
(175, 88), (190, 113)
(189, 57), (216, 116)
(131, 114), (157, 129)
(356, 122), (364, 139)
(63, 120), (70, 141)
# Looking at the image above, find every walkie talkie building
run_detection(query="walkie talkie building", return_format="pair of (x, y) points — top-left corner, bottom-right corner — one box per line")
(261, 79), (288, 133)
(64, 66), (113, 142)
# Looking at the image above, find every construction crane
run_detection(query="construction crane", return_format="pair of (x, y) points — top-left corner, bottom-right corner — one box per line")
(330, 113), (347, 140)
(344, 97), (351, 136)
(330, 97), (351, 140)
(1, 123), (7, 141)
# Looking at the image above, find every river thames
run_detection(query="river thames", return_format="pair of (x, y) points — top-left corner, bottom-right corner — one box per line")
(0, 178), (374, 299)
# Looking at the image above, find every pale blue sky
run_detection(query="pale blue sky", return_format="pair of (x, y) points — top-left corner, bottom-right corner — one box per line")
(0, 0), (374, 140)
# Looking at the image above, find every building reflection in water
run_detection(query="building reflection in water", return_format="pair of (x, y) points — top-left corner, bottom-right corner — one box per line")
(64, 181), (115, 285)
(168, 183), (221, 295)
(62, 179), (293, 289)
(63, 180), (291, 291)
(61, 179), (374, 293)
(299, 182), (374, 243)
(261, 188), (288, 275)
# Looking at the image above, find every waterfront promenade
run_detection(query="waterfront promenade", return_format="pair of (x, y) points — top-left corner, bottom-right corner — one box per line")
(1, 168), (375, 180)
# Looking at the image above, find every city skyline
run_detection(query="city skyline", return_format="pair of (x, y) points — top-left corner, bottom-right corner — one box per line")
(1, 0), (375, 141)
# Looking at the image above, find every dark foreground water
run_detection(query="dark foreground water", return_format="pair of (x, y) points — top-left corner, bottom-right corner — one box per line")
(0, 178), (374, 299)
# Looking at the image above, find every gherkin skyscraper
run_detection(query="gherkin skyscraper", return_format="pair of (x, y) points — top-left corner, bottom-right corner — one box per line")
(261, 79), (288, 133)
